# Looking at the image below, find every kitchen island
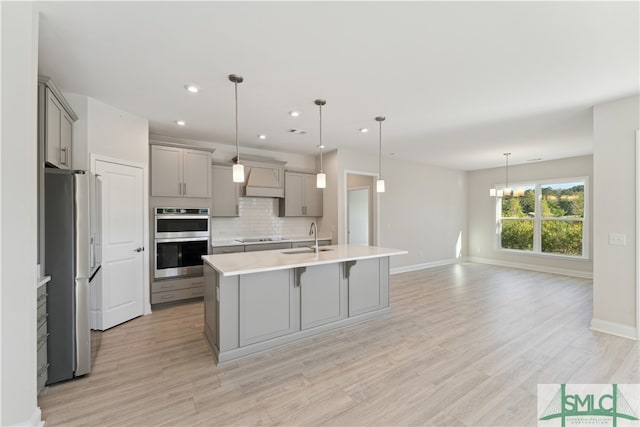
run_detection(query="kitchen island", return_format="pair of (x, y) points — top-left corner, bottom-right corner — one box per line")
(202, 244), (407, 363)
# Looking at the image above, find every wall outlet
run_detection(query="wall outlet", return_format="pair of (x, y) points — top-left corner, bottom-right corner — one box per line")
(608, 233), (626, 246)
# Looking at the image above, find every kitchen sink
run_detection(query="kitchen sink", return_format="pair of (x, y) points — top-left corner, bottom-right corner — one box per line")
(282, 247), (334, 255)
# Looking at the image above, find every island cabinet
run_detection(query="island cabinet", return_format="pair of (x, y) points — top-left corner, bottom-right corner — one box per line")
(239, 269), (299, 346)
(202, 244), (406, 363)
(299, 263), (344, 330)
(346, 257), (388, 316)
(211, 164), (239, 217)
(151, 145), (212, 198)
(279, 172), (323, 217)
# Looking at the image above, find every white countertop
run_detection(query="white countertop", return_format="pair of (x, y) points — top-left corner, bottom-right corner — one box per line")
(202, 244), (408, 276)
(211, 235), (332, 247)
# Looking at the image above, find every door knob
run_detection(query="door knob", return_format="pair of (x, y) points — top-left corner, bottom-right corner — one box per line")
(135, 247), (144, 252)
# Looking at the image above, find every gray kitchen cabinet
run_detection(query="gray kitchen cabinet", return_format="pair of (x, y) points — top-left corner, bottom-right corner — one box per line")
(279, 172), (323, 217)
(244, 242), (291, 252)
(151, 145), (211, 198)
(211, 245), (245, 254)
(151, 276), (204, 305)
(239, 269), (299, 346)
(346, 257), (387, 316)
(211, 164), (239, 217)
(39, 76), (77, 169)
(299, 263), (344, 330)
(36, 284), (48, 394)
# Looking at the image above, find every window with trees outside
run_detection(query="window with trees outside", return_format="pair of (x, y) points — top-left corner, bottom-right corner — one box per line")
(497, 178), (587, 257)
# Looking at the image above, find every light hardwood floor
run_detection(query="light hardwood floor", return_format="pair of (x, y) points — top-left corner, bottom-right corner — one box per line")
(38, 263), (639, 426)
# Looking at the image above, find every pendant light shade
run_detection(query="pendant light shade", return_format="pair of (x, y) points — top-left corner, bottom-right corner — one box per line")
(315, 99), (327, 189)
(229, 74), (245, 183)
(375, 116), (386, 193)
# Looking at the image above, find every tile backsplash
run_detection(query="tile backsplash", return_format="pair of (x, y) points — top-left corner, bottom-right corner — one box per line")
(210, 197), (316, 239)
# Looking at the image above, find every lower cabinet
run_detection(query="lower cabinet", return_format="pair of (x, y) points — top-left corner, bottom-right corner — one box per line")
(239, 269), (298, 346)
(347, 258), (385, 316)
(204, 256), (390, 363)
(300, 263), (343, 330)
(151, 276), (204, 305)
(36, 284), (48, 394)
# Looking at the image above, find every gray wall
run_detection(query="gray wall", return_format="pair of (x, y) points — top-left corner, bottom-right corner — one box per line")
(592, 95), (639, 338)
(467, 155), (593, 277)
(1, 2), (40, 424)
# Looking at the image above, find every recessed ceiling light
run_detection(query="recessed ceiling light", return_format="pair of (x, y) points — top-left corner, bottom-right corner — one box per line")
(359, 128), (369, 133)
(289, 111), (300, 117)
(317, 144), (325, 149)
(184, 84), (200, 93)
(257, 134), (267, 140)
(175, 120), (186, 126)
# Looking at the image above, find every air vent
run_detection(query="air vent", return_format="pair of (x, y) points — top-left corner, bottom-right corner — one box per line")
(288, 128), (308, 135)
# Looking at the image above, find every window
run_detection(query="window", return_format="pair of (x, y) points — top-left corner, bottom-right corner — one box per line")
(496, 178), (587, 258)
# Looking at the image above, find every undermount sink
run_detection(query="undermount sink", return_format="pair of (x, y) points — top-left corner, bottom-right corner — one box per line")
(282, 247), (334, 255)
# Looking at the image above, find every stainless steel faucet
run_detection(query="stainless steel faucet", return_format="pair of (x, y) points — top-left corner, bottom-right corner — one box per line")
(309, 221), (319, 254)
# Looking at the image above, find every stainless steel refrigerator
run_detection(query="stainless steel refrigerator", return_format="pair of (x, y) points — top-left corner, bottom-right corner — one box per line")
(44, 168), (102, 384)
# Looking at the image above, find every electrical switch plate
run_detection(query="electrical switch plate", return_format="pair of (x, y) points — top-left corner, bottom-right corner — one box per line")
(608, 233), (626, 246)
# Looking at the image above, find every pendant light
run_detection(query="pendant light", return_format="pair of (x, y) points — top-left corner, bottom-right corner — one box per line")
(315, 99), (327, 189)
(489, 152), (512, 198)
(375, 116), (386, 193)
(229, 74), (245, 183)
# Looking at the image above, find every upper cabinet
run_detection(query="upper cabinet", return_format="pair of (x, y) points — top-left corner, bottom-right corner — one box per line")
(279, 172), (323, 217)
(151, 145), (212, 198)
(39, 76), (78, 169)
(211, 164), (239, 217)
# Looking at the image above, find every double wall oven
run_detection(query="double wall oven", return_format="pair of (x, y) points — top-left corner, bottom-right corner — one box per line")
(154, 208), (209, 279)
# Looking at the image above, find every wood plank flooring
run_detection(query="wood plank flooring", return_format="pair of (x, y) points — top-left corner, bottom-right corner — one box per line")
(38, 263), (639, 426)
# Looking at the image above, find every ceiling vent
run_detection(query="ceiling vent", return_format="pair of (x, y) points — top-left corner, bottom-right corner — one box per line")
(288, 128), (308, 135)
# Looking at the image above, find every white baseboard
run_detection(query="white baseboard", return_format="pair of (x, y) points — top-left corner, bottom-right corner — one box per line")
(390, 258), (460, 275)
(465, 256), (593, 279)
(11, 407), (43, 427)
(590, 318), (638, 341)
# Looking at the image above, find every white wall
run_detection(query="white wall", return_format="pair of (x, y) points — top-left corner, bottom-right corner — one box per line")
(592, 95), (639, 339)
(0, 2), (41, 425)
(322, 148), (467, 272)
(65, 94), (151, 314)
(467, 155), (593, 277)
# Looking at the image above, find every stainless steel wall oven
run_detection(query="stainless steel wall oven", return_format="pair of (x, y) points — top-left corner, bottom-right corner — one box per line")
(154, 208), (209, 279)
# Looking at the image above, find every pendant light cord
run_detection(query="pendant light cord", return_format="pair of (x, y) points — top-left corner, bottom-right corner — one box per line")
(234, 81), (239, 163)
(319, 103), (323, 173)
(378, 119), (382, 179)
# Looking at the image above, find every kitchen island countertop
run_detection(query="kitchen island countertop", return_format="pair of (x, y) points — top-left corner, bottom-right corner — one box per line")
(202, 244), (407, 276)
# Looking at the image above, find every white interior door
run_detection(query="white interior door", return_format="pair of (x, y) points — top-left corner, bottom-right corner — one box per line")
(348, 188), (369, 245)
(95, 160), (144, 330)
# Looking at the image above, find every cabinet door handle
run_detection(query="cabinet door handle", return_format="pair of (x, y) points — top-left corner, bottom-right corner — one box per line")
(61, 147), (68, 165)
(183, 183), (187, 195)
(178, 182), (182, 195)
(236, 204), (239, 216)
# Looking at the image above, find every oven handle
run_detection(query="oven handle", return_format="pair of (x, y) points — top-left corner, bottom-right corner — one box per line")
(155, 237), (209, 243)
(155, 215), (210, 220)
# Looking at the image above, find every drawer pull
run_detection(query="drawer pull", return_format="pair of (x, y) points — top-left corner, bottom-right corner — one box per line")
(37, 332), (49, 347)
(38, 363), (50, 377)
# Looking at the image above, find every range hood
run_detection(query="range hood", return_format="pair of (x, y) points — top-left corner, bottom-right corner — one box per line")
(234, 155), (287, 198)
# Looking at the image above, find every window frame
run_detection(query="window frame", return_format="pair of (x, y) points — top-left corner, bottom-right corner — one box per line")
(494, 176), (589, 260)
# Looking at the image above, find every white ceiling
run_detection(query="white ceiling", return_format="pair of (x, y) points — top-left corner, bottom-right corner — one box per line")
(37, 1), (638, 171)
